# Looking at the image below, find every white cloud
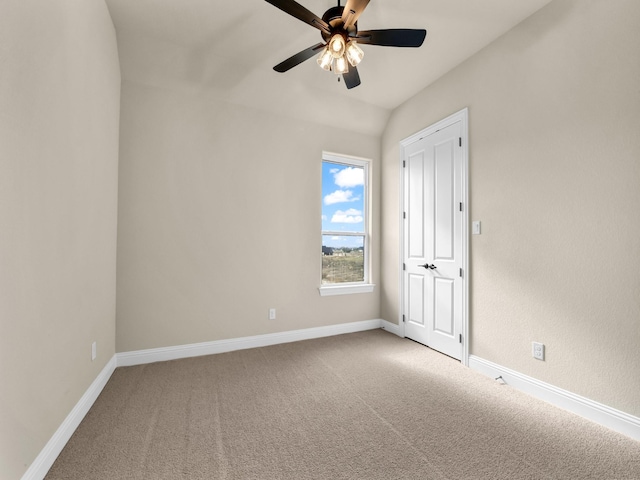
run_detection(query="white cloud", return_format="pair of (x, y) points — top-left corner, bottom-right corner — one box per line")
(334, 167), (364, 188)
(324, 189), (359, 205)
(331, 208), (363, 224)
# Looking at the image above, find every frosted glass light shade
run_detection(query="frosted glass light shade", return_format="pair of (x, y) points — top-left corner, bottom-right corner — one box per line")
(316, 47), (333, 71)
(329, 34), (346, 59)
(334, 55), (349, 75)
(345, 41), (364, 67)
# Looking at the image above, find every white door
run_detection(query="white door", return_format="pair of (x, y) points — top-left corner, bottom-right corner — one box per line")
(403, 118), (465, 360)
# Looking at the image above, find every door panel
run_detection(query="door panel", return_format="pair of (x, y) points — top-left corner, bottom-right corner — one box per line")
(434, 277), (454, 335)
(408, 274), (425, 326)
(435, 140), (455, 260)
(407, 151), (425, 259)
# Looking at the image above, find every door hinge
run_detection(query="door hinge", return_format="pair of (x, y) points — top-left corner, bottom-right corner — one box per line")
(403, 160), (406, 168)
(459, 334), (462, 343)
(403, 211), (406, 219)
(459, 137), (462, 147)
(403, 263), (406, 271)
(403, 314), (406, 323)
(459, 268), (463, 278)
(459, 202), (463, 212)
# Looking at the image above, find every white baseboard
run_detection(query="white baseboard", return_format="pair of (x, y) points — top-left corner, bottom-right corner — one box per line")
(117, 319), (383, 367)
(380, 319), (403, 337)
(468, 355), (640, 441)
(21, 356), (116, 480)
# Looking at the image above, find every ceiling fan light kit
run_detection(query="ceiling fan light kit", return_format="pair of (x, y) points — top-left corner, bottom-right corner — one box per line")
(316, 34), (361, 74)
(265, 0), (427, 89)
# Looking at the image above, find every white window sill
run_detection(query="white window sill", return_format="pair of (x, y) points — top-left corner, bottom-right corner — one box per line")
(318, 284), (375, 296)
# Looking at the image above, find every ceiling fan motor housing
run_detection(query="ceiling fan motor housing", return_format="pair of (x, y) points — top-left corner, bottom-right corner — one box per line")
(321, 6), (357, 42)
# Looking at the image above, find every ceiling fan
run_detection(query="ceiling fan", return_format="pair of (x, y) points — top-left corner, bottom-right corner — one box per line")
(265, 0), (427, 89)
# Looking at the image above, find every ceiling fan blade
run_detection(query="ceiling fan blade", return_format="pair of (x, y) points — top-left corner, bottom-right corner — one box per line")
(341, 0), (370, 29)
(355, 29), (427, 47)
(264, 0), (330, 34)
(342, 66), (361, 89)
(274, 43), (325, 73)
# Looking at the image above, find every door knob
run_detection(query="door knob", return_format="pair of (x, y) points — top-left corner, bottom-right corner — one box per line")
(419, 263), (437, 270)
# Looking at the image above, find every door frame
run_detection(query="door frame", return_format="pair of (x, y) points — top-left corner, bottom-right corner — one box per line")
(398, 107), (469, 366)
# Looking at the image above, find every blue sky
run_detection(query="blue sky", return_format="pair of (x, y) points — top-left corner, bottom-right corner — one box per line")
(322, 161), (365, 248)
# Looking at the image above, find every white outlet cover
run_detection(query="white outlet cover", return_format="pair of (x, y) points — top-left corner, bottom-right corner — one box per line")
(91, 341), (97, 361)
(532, 342), (544, 361)
(472, 221), (481, 235)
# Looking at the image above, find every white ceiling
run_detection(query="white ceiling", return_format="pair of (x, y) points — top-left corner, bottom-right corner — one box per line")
(105, 0), (553, 135)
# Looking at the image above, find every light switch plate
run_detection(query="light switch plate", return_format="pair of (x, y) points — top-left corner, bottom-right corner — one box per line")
(472, 221), (481, 235)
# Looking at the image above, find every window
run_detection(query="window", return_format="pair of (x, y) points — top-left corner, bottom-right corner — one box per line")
(320, 152), (374, 296)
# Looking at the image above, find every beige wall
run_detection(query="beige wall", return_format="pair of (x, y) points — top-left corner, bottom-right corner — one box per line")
(115, 82), (380, 352)
(381, 0), (640, 416)
(0, 1), (120, 478)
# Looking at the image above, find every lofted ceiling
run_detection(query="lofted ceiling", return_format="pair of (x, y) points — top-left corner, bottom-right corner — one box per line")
(105, 0), (553, 135)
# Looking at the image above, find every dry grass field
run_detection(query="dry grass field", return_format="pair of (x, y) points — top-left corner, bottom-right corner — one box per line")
(321, 250), (364, 284)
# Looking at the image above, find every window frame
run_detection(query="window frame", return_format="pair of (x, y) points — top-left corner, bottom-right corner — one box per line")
(319, 152), (375, 296)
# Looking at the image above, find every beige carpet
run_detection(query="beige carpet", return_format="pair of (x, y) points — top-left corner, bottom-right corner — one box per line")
(46, 329), (640, 479)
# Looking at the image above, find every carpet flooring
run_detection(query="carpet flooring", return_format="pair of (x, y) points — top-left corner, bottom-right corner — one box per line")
(46, 329), (640, 479)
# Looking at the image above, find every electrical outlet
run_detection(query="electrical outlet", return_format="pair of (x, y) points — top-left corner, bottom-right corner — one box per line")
(532, 342), (544, 361)
(91, 341), (97, 361)
(269, 308), (276, 320)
